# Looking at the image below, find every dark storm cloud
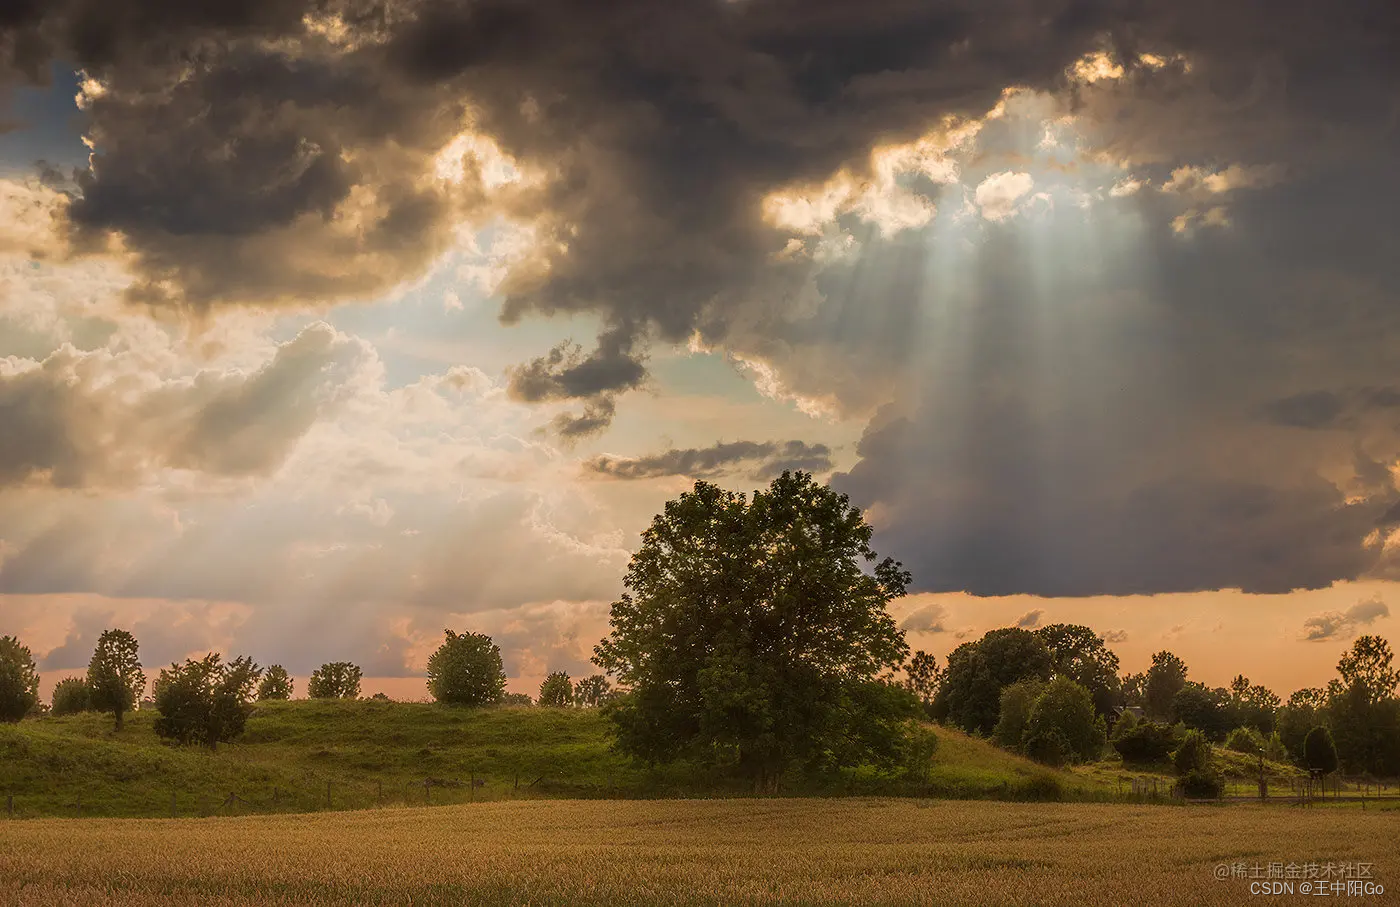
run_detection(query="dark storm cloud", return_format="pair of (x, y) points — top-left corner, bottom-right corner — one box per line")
(1260, 388), (1400, 431)
(3, 0), (1399, 595)
(585, 439), (833, 481)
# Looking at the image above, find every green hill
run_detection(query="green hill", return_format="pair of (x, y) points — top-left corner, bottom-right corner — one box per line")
(0, 700), (1110, 818)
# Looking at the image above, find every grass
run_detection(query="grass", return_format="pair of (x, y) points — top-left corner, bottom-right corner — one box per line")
(2, 798), (1395, 905)
(0, 700), (1112, 818)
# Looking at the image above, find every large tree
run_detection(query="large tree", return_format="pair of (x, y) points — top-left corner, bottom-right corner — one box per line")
(1143, 651), (1188, 721)
(932, 628), (1053, 736)
(87, 630), (146, 730)
(1327, 636), (1400, 775)
(594, 472), (914, 791)
(0, 635), (40, 723)
(426, 631), (506, 706)
(153, 655), (262, 749)
(1034, 623), (1122, 719)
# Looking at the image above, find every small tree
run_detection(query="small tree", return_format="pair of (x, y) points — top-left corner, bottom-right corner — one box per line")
(904, 650), (940, 715)
(573, 674), (612, 707)
(1224, 726), (1265, 756)
(539, 671), (574, 707)
(308, 662), (362, 699)
(257, 665), (294, 701)
(426, 631), (506, 706)
(87, 630), (146, 730)
(153, 655), (261, 749)
(1303, 725), (1340, 776)
(1173, 728), (1224, 798)
(992, 679), (1045, 752)
(0, 635), (40, 722)
(501, 692), (533, 706)
(1173, 729), (1213, 775)
(1021, 676), (1107, 764)
(51, 677), (90, 716)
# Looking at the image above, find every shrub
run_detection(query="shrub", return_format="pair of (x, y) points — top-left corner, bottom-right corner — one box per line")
(1179, 768), (1225, 799)
(1022, 726), (1072, 767)
(1264, 732), (1289, 764)
(51, 677), (90, 716)
(500, 692), (533, 706)
(1173, 729), (1213, 775)
(992, 680), (1045, 752)
(1224, 726), (1265, 755)
(899, 722), (940, 782)
(153, 655), (261, 749)
(1303, 726), (1339, 775)
(1112, 720), (1179, 764)
(308, 662), (362, 699)
(1020, 676), (1106, 764)
(1015, 773), (1065, 802)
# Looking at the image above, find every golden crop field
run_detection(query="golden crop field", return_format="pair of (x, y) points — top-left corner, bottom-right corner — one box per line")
(2, 799), (1395, 906)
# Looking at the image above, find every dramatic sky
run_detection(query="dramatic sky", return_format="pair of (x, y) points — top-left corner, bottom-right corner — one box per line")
(2, 0), (1398, 699)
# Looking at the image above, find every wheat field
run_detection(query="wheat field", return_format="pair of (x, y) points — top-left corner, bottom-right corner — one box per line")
(2, 799), (1394, 906)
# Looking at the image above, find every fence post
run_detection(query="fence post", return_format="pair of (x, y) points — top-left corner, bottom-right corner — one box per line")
(170, 792), (176, 818)
(470, 772), (476, 801)
(424, 778), (430, 804)
(326, 781), (332, 808)
(378, 780), (383, 804)
(6, 794), (12, 817)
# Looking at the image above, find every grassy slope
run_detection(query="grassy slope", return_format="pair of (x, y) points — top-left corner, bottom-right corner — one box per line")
(0, 700), (1108, 818)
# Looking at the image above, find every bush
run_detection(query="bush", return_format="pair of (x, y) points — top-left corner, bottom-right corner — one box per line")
(1112, 720), (1179, 763)
(308, 662), (362, 700)
(1020, 676), (1106, 764)
(1015, 773), (1065, 802)
(51, 677), (90, 716)
(1173, 729), (1213, 775)
(1264, 732), (1288, 763)
(153, 655), (261, 749)
(500, 692), (533, 706)
(1022, 726), (1072, 767)
(899, 722), (940, 782)
(1303, 725), (1339, 775)
(1179, 768), (1225, 799)
(1224, 726), (1265, 755)
(993, 680), (1045, 752)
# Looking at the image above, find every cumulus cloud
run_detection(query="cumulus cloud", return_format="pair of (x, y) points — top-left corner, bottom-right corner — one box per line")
(900, 603), (948, 634)
(1014, 609), (1044, 629)
(1101, 628), (1129, 644)
(1300, 596), (1390, 643)
(975, 171), (1034, 222)
(586, 440), (834, 481)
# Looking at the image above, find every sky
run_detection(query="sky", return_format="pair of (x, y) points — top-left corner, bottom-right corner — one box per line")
(1, 0), (1398, 701)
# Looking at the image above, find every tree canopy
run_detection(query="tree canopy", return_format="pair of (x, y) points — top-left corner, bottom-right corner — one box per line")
(153, 654), (262, 749)
(308, 662), (362, 699)
(1143, 651), (1187, 721)
(1034, 624), (1121, 718)
(0, 635), (40, 723)
(539, 671), (574, 707)
(594, 471), (914, 790)
(933, 627), (1052, 736)
(426, 631), (506, 706)
(87, 629), (146, 730)
(257, 665), (294, 701)
(51, 676), (90, 716)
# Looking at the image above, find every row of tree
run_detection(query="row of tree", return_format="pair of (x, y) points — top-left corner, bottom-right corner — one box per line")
(0, 627), (614, 749)
(918, 619), (1399, 778)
